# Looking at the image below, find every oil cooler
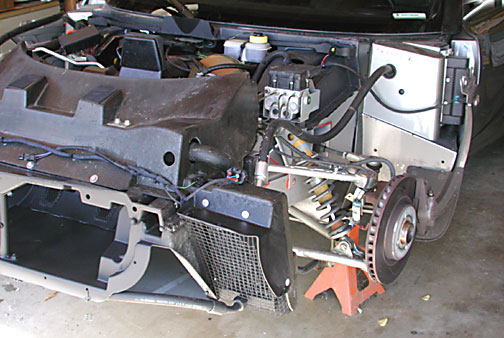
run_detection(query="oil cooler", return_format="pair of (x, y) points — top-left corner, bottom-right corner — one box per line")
(180, 184), (296, 313)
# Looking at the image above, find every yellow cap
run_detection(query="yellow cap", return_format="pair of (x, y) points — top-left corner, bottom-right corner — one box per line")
(249, 34), (268, 44)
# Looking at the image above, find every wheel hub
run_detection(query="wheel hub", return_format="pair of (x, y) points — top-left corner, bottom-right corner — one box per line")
(385, 202), (416, 261)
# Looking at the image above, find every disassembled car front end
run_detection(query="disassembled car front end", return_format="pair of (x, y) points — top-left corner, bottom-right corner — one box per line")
(0, 2), (479, 314)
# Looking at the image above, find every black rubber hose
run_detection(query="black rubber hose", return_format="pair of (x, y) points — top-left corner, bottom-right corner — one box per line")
(188, 143), (234, 170)
(200, 63), (255, 76)
(323, 62), (445, 114)
(351, 157), (396, 178)
(251, 50), (291, 83)
(0, 12), (63, 47)
(166, 0), (195, 18)
(319, 145), (397, 178)
(258, 64), (395, 162)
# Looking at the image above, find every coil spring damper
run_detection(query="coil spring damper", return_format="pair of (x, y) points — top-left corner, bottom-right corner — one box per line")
(288, 134), (351, 239)
(366, 175), (418, 284)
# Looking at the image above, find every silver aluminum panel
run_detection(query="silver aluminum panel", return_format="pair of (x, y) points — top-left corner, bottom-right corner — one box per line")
(363, 42), (445, 141)
(362, 114), (457, 181)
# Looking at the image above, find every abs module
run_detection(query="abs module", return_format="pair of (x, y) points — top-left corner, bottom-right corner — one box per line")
(263, 65), (321, 122)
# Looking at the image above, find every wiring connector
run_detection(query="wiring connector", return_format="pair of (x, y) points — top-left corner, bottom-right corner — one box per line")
(226, 168), (247, 184)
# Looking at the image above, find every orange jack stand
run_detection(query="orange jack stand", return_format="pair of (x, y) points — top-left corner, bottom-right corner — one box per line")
(304, 227), (385, 316)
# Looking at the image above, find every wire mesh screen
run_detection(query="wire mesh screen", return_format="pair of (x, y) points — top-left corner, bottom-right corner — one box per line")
(181, 215), (290, 313)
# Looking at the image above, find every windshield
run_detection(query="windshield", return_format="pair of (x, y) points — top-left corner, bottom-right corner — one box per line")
(105, 0), (453, 33)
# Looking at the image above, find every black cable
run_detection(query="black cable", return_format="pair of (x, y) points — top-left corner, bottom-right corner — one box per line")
(301, 62), (361, 129)
(276, 137), (313, 159)
(323, 62), (455, 114)
(182, 178), (231, 202)
(1, 137), (184, 200)
(369, 90), (452, 114)
(15, 138), (239, 203)
(165, 58), (191, 73)
(322, 62), (361, 78)
(189, 57), (207, 73)
(275, 136), (350, 168)
(320, 145), (397, 178)
(273, 147), (335, 167)
(200, 63), (254, 76)
(251, 50), (291, 83)
(1, 138), (247, 205)
(0, 13), (63, 47)
(258, 65), (395, 162)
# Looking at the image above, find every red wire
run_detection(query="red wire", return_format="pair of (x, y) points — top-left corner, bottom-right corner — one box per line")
(321, 54), (329, 65)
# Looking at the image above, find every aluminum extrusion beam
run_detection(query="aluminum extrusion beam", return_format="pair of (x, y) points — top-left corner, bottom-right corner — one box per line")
(109, 292), (245, 315)
(268, 164), (369, 188)
(292, 246), (368, 271)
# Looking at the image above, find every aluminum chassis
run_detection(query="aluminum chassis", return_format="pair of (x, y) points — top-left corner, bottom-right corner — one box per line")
(0, 169), (245, 315)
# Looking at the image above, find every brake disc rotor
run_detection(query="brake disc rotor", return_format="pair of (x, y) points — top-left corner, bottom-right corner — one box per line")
(365, 175), (417, 284)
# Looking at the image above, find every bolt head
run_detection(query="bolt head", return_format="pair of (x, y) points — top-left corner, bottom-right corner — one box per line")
(26, 161), (35, 170)
(473, 95), (480, 107)
(202, 199), (209, 207)
(124, 120), (131, 127)
(241, 210), (250, 219)
(89, 174), (99, 184)
(113, 118), (121, 125)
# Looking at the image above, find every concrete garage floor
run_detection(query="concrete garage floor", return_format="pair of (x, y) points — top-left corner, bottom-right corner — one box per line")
(1, 138), (504, 338)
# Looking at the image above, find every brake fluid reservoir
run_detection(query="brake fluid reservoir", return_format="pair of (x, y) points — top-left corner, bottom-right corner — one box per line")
(224, 39), (246, 60)
(242, 33), (271, 63)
